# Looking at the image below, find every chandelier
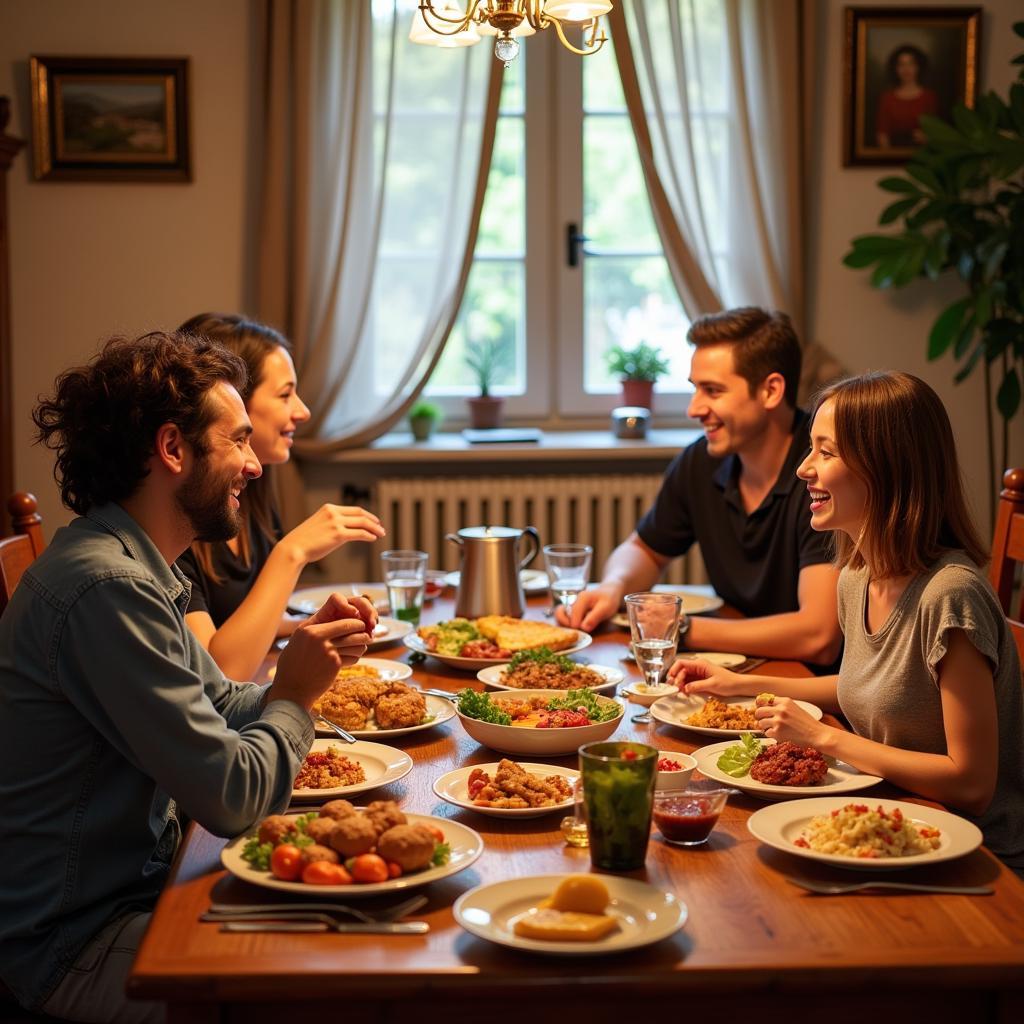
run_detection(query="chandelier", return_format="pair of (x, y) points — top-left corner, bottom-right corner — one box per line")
(409, 2), (613, 66)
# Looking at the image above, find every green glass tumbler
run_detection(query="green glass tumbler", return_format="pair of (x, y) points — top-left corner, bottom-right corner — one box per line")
(579, 741), (658, 871)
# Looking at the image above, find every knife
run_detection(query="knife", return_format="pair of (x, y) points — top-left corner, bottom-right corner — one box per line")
(214, 919), (428, 934)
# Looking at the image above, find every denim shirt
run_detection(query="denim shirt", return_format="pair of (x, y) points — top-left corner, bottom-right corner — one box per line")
(0, 503), (312, 1009)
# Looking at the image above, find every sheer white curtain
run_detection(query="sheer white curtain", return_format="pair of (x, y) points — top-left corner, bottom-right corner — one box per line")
(610, 0), (804, 322)
(256, 0), (502, 451)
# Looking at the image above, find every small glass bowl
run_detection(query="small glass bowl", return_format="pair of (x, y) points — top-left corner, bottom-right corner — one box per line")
(655, 751), (697, 791)
(652, 780), (734, 846)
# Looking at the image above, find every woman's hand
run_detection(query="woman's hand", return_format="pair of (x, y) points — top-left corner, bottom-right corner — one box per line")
(282, 504), (386, 565)
(667, 657), (747, 698)
(754, 696), (827, 747)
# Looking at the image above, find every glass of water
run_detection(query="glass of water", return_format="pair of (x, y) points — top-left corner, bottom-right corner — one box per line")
(624, 592), (683, 723)
(380, 549), (428, 627)
(542, 543), (593, 617)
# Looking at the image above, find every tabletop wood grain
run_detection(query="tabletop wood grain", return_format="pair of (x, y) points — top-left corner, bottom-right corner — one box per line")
(128, 592), (1024, 1023)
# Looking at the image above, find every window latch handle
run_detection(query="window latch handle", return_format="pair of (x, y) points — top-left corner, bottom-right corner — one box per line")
(566, 222), (590, 268)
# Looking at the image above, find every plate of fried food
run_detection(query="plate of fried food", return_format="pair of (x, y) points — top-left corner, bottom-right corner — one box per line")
(476, 649), (622, 695)
(226, 799), (484, 894)
(312, 662), (456, 739)
(291, 739), (414, 801)
(406, 615), (591, 671)
(649, 692), (823, 738)
(432, 759), (579, 818)
(454, 874), (687, 955)
(692, 736), (882, 800)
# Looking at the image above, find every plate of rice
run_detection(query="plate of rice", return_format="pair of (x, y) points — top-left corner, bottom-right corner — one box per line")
(477, 652), (622, 695)
(747, 797), (983, 869)
(292, 739), (414, 800)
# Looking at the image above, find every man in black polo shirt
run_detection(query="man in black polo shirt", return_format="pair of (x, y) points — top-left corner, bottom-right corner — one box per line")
(564, 308), (842, 667)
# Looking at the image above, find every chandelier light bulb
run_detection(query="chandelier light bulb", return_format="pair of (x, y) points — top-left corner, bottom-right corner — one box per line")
(494, 34), (520, 64)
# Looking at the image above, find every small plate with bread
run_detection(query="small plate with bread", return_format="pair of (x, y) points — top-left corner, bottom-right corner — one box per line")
(405, 616), (591, 671)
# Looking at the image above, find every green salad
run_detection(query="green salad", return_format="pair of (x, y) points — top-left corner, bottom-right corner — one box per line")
(423, 618), (481, 656)
(456, 687), (619, 726)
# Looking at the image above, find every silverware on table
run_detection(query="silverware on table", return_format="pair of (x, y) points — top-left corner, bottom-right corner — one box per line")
(787, 877), (994, 896)
(422, 689), (460, 701)
(214, 916), (429, 935)
(206, 894), (427, 924)
(315, 713), (357, 743)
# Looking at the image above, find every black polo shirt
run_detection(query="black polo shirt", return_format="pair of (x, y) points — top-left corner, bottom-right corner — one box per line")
(636, 409), (830, 619)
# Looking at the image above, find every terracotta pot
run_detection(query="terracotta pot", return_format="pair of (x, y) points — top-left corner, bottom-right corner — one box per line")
(467, 395), (505, 429)
(621, 379), (655, 410)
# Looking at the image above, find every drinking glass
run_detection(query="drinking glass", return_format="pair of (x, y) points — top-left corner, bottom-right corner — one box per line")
(625, 592), (682, 724)
(542, 543), (593, 617)
(380, 549), (428, 626)
(579, 741), (658, 870)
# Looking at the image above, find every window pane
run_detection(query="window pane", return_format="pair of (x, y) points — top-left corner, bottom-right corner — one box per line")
(476, 115), (525, 255)
(582, 32), (625, 111)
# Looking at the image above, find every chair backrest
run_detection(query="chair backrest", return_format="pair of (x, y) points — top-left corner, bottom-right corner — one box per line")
(0, 492), (46, 615)
(989, 467), (1024, 664)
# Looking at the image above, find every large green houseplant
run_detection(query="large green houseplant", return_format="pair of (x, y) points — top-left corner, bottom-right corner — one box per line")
(843, 22), (1024, 504)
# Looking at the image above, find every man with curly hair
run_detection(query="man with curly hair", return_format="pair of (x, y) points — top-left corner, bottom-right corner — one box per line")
(0, 332), (375, 1023)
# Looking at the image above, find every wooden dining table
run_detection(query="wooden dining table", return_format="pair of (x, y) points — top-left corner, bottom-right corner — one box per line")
(128, 591), (1024, 1023)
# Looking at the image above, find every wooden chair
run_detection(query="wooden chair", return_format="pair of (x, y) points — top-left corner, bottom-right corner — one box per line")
(989, 467), (1024, 663)
(0, 492), (45, 615)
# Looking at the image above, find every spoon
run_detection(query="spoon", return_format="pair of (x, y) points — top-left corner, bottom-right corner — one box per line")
(787, 877), (994, 896)
(315, 714), (357, 744)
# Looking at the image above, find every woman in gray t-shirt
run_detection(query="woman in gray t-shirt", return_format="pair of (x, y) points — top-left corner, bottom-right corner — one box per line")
(669, 371), (1023, 871)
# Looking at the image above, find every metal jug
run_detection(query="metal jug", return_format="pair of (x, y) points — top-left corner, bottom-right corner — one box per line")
(446, 525), (540, 619)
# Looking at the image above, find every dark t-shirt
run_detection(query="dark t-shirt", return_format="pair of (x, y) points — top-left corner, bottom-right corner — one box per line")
(176, 514), (281, 627)
(636, 409), (830, 618)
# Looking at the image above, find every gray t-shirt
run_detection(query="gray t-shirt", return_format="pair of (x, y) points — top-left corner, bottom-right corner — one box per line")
(837, 551), (1024, 869)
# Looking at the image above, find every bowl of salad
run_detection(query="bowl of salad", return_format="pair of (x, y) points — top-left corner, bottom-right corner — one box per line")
(454, 688), (624, 755)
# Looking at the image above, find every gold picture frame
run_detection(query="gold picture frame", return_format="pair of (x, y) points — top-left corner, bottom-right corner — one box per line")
(30, 55), (191, 182)
(842, 6), (981, 167)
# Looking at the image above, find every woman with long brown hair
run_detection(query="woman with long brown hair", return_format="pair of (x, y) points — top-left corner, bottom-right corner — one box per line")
(176, 313), (385, 680)
(669, 371), (1023, 871)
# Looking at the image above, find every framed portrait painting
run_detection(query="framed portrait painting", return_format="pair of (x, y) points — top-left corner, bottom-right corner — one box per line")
(843, 6), (981, 167)
(30, 56), (191, 182)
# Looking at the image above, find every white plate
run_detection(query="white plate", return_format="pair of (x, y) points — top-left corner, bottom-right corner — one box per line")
(432, 762), (579, 818)
(404, 630), (593, 672)
(693, 738), (882, 800)
(315, 693), (457, 740)
(444, 568), (549, 593)
(674, 652), (747, 669)
(292, 739), (414, 800)
(222, 810), (484, 895)
(650, 692), (823, 738)
(477, 662), (623, 695)
(454, 875), (687, 955)
(289, 583), (389, 616)
(610, 586), (724, 627)
(367, 617), (414, 651)
(747, 797), (983, 870)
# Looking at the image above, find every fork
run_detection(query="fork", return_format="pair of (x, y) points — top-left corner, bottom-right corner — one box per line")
(215, 916), (429, 935)
(315, 713), (357, 743)
(206, 894), (427, 923)
(422, 689), (461, 701)
(787, 877), (994, 896)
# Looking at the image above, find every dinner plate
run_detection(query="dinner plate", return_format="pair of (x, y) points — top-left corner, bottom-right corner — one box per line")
(222, 811), (484, 895)
(403, 630), (593, 672)
(291, 739), (414, 800)
(692, 738), (882, 800)
(289, 583), (389, 615)
(367, 617), (414, 651)
(432, 762), (579, 818)
(453, 875), (687, 955)
(443, 568), (550, 593)
(476, 662), (622, 695)
(674, 652), (747, 669)
(610, 586), (724, 628)
(315, 693), (457, 739)
(746, 797), (983, 870)
(649, 692), (823, 738)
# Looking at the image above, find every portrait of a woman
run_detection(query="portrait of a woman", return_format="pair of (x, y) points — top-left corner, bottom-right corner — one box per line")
(875, 43), (938, 148)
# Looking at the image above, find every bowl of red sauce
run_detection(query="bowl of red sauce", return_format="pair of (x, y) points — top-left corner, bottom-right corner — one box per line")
(655, 751), (697, 791)
(653, 780), (735, 846)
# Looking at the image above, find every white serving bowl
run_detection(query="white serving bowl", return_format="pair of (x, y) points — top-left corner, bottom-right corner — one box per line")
(455, 688), (624, 756)
(655, 750), (697, 791)
(623, 681), (678, 707)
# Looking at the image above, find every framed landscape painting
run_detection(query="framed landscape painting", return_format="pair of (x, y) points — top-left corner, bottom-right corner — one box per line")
(842, 6), (981, 166)
(30, 56), (191, 181)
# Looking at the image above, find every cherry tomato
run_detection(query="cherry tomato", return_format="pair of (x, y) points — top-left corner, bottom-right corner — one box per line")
(387, 861), (403, 878)
(270, 844), (303, 881)
(422, 824), (445, 844)
(302, 861), (352, 886)
(349, 853), (389, 884)
(621, 749), (638, 761)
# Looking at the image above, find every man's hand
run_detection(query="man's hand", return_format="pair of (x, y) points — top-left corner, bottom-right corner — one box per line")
(556, 582), (622, 632)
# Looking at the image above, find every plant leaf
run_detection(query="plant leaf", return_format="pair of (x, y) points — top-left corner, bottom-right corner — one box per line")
(928, 297), (971, 359)
(997, 368), (1022, 420)
(879, 197), (919, 225)
(954, 337), (987, 383)
(877, 176), (920, 195)
(905, 161), (941, 192)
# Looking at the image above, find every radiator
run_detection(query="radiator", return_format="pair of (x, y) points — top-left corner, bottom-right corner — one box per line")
(374, 474), (706, 585)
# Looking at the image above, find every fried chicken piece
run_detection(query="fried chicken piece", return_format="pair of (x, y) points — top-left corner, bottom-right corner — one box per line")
(377, 824), (436, 872)
(305, 817), (340, 845)
(364, 799), (406, 837)
(374, 683), (426, 730)
(755, 692), (776, 707)
(300, 843), (340, 866)
(326, 813), (377, 857)
(319, 799), (356, 821)
(473, 759), (572, 808)
(312, 695), (369, 731)
(334, 676), (387, 708)
(257, 815), (297, 846)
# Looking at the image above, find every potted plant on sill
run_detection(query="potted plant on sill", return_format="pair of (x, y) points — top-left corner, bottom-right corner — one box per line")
(465, 335), (511, 429)
(408, 400), (442, 442)
(605, 341), (670, 410)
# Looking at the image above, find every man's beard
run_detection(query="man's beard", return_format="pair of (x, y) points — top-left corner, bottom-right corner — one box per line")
(176, 453), (243, 543)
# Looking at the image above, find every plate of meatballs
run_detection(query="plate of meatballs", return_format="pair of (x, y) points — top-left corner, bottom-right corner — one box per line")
(224, 799), (485, 895)
(692, 738), (883, 800)
(312, 663), (456, 738)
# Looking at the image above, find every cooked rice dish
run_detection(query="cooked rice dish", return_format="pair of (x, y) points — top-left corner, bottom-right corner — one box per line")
(795, 802), (942, 859)
(294, 746), (367, 789)
(467, 759), (573, 808)
(686, 696), (758, 730)
(500, 661), (605, 690)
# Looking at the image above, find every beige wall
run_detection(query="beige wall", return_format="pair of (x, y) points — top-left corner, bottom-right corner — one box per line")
(807, 0), (1024, 530)
(1, 0), (254, 529)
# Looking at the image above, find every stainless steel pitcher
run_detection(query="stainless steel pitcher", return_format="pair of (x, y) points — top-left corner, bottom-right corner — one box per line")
(446, 525), (540, 618)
